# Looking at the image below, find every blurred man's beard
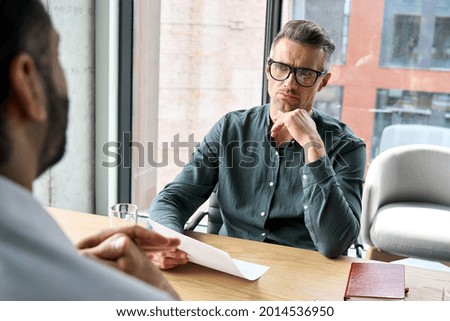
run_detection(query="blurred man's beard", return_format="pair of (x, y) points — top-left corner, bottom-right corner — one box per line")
(37, 73), (69, 177)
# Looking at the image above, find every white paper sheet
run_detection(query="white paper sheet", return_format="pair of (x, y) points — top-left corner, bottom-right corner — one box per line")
(148, 219), (269, 281)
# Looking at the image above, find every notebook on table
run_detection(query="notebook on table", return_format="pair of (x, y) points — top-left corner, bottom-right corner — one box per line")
(344, 262), (407, 301)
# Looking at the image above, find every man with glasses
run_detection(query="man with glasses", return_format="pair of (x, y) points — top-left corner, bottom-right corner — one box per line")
(150, 20), (366, 269)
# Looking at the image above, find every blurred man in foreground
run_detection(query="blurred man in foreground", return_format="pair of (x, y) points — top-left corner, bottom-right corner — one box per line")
(0, 0), (179, 300)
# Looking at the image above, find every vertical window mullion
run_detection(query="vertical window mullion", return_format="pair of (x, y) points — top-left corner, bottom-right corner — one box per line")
(118, 0), (134, 203)
(262, 0), (283, 105)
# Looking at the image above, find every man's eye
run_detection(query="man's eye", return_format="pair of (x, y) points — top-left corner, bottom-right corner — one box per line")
(275, 63), (289, 71)
(298, 69), (313, 77)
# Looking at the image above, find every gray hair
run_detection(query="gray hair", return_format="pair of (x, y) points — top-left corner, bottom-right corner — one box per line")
(270, 20), (335, 71)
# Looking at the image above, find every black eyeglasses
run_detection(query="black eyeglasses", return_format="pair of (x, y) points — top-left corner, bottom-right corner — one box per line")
(267, 58), (327, 87)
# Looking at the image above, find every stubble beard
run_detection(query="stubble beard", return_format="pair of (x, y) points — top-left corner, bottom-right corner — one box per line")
(273, 95), (302, 114)
(36, 72), (69, 177)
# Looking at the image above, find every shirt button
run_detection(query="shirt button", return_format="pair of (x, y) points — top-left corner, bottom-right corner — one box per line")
(261, 232), (266, 236)
(304, 204), (309, 210)
(302, 174), (307, 180)
(260, 211), (266, 216)
(275, 151), (279, 156)
(269, 181), (274, 186)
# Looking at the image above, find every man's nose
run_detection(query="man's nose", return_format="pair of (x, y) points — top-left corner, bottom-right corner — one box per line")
(283, 72), (298, 89)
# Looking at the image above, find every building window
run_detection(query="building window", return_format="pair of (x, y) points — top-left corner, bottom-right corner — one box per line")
(371, 89), (450, 158)
(391, 15), (420, 65)
(432, 17), (450, 68)
(381, 0), (450, 70)
(314, 85), (343, 120)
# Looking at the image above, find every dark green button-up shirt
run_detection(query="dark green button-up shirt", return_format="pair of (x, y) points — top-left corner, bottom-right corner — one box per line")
(150, 104), (366, 257)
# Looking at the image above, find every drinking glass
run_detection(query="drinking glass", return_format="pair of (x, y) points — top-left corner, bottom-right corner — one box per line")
(109, 203), (138, 227)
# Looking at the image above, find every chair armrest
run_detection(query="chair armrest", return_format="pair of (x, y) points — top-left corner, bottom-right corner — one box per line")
(355, 242), (364, 259)
(353, 234), (365, 259)
(185, 211), (208, 231)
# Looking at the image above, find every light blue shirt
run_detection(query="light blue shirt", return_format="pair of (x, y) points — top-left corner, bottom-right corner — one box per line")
(0, 176), (174, 300)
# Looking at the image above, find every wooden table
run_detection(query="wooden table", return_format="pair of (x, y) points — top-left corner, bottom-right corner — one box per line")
(48, 207), (450, 301)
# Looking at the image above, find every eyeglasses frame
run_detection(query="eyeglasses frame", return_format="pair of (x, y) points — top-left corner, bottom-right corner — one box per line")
(267, 58), (328, 88)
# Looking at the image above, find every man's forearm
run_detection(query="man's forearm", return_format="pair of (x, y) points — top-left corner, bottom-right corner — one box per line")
(149, 200), (186, 233)
(304, 180), (360, 257)
(302, 153), (364, 258)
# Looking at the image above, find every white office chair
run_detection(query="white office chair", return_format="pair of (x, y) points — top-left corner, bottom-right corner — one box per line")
(361, 144), (450, 262)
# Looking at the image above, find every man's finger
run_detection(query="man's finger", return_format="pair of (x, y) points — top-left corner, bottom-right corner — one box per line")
(77, 225), (180, 251)
(271, 118), (285, 137)
(150, 250), (189, 270)
(76, 228), (120, 249)
(79, 234), (130, 260)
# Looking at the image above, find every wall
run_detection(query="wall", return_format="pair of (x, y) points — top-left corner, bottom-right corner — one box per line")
(33, 0), (95, 213)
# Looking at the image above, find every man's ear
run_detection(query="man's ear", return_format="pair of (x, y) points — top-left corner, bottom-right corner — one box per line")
(265, 63), (271, 80)
(7, 53), (47, 122)
(317, 72), (331, 92)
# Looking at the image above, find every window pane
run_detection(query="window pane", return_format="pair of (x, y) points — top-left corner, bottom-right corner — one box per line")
(314, 86), (343, 120)
(381, 0), (450, 69)
(432, 17), (450, 68)
(391, 15), (420, 65)
(282, 0), (450, 165)
(371, 89), (450, 157)
(132, 0), (267, 208)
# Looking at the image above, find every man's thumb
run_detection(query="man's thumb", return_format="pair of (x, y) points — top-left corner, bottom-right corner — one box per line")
(113, 236), (127, 250)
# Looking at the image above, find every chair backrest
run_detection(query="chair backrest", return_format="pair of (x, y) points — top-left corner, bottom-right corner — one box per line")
(379, 124), (450, 154)
(361, 144), (450, 243)
(205, 185), (223, 234)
